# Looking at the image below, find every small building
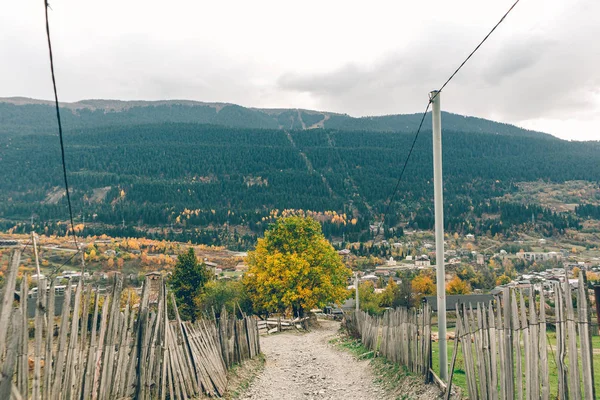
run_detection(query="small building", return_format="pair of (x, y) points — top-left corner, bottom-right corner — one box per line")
(466, 234), (475, 241)
(338, 249), (351, 256)
(423, 294), (494, 311)
(415, 255), (430, 267)
(387, 257), (397, 267)
(361, 274), (378, 284)
(340, 298), (356, 311)
(517, 252), (563, 262)
(235, 263), (248, 272)
(476, 253), (485, 266)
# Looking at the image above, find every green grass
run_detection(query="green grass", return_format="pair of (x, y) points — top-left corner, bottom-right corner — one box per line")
(329, 336), (375, 359)
(223, 353), (266, 399)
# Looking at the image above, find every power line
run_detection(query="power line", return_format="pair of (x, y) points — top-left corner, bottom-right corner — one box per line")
(44, 1), (82, 275)
(382, 0), (521, 226)
(435, 0), (521, 98)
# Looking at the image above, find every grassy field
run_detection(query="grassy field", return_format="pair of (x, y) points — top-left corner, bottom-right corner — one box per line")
(431, 331), (600, 398)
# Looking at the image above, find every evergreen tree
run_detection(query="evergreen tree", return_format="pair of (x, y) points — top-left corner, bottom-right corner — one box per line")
(169, 248), (211, 321)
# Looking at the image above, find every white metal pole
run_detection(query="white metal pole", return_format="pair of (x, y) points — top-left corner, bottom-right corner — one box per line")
(355, 272), (360, 312)
(430, 90), (447, 381)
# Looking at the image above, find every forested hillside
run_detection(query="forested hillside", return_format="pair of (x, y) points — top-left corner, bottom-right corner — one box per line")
(1, 118), (598, 248)
(0, 98), (553, 139)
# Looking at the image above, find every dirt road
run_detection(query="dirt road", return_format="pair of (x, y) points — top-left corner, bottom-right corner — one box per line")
(239, 320), (391, 400)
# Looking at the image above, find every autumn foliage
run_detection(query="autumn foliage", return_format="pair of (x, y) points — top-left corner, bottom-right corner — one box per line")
(412, 272), (436, 302)
(446, 276), (472, 295)
(243, 216), (351, 316)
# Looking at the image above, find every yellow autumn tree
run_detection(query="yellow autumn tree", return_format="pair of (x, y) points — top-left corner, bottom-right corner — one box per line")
(412, 272), (436, 302)
(496, 274), (511, 286)
(380, 278), (399, 308)
(243, 216), (351, 316)
(446, 276), (471, 295)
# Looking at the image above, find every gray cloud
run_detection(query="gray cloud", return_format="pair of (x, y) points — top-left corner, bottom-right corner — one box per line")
(2, 0), (599, 140)
(276, 2), (600, 135)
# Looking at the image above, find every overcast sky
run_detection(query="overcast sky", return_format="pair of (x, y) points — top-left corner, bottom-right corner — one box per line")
(1, 0), (598, 140)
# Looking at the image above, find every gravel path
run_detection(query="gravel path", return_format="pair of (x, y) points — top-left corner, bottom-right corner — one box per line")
(239, 320), (391, 400)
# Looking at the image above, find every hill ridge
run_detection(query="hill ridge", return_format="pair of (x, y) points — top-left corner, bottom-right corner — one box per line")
(0, 96), (554, 139)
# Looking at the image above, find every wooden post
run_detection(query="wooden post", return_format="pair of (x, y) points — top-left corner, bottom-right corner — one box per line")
(33, 278), (46, 400)
(554, 283), (568, 399)
(0, 309), (22, 399)
(564, 279), (582, 400)
(593, 286), (600, 335)
(32, 232), (41, 278)
(44, 280), (56, 397)
(539, 289), (549, 400)
(17, 275), (28, 398)
(0, 250), (21, 357)
(577, 272), (596, 400)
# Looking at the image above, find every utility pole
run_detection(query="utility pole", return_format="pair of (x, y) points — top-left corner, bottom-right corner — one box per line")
(354, 272), (360, 312)
(31, 231), (41, 278)
(430, 90), (447, 381)
(80, 243), (86, 270)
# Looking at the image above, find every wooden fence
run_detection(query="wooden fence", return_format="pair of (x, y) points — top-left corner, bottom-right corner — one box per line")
(0, 250), (260, 399)
(451, 272), (596, 400)
(256, 316), (310, 334)
(346, 305), (432, 381)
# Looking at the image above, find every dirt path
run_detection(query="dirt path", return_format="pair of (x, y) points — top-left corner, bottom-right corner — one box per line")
(239, 320), (391, 400)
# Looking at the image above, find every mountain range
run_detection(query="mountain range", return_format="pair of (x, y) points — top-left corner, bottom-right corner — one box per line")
(0, 97), (598, 248)
(0, 97), (554, 139)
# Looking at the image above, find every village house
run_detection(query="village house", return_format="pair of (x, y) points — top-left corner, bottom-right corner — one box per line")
(374, 269), (391, 277)
(235, 263), (248, 272)
(415, 255), (430, 267)
(476, 253), (485, 265)
(360, 274), (378, 284)
(517, 251), (563, 262)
